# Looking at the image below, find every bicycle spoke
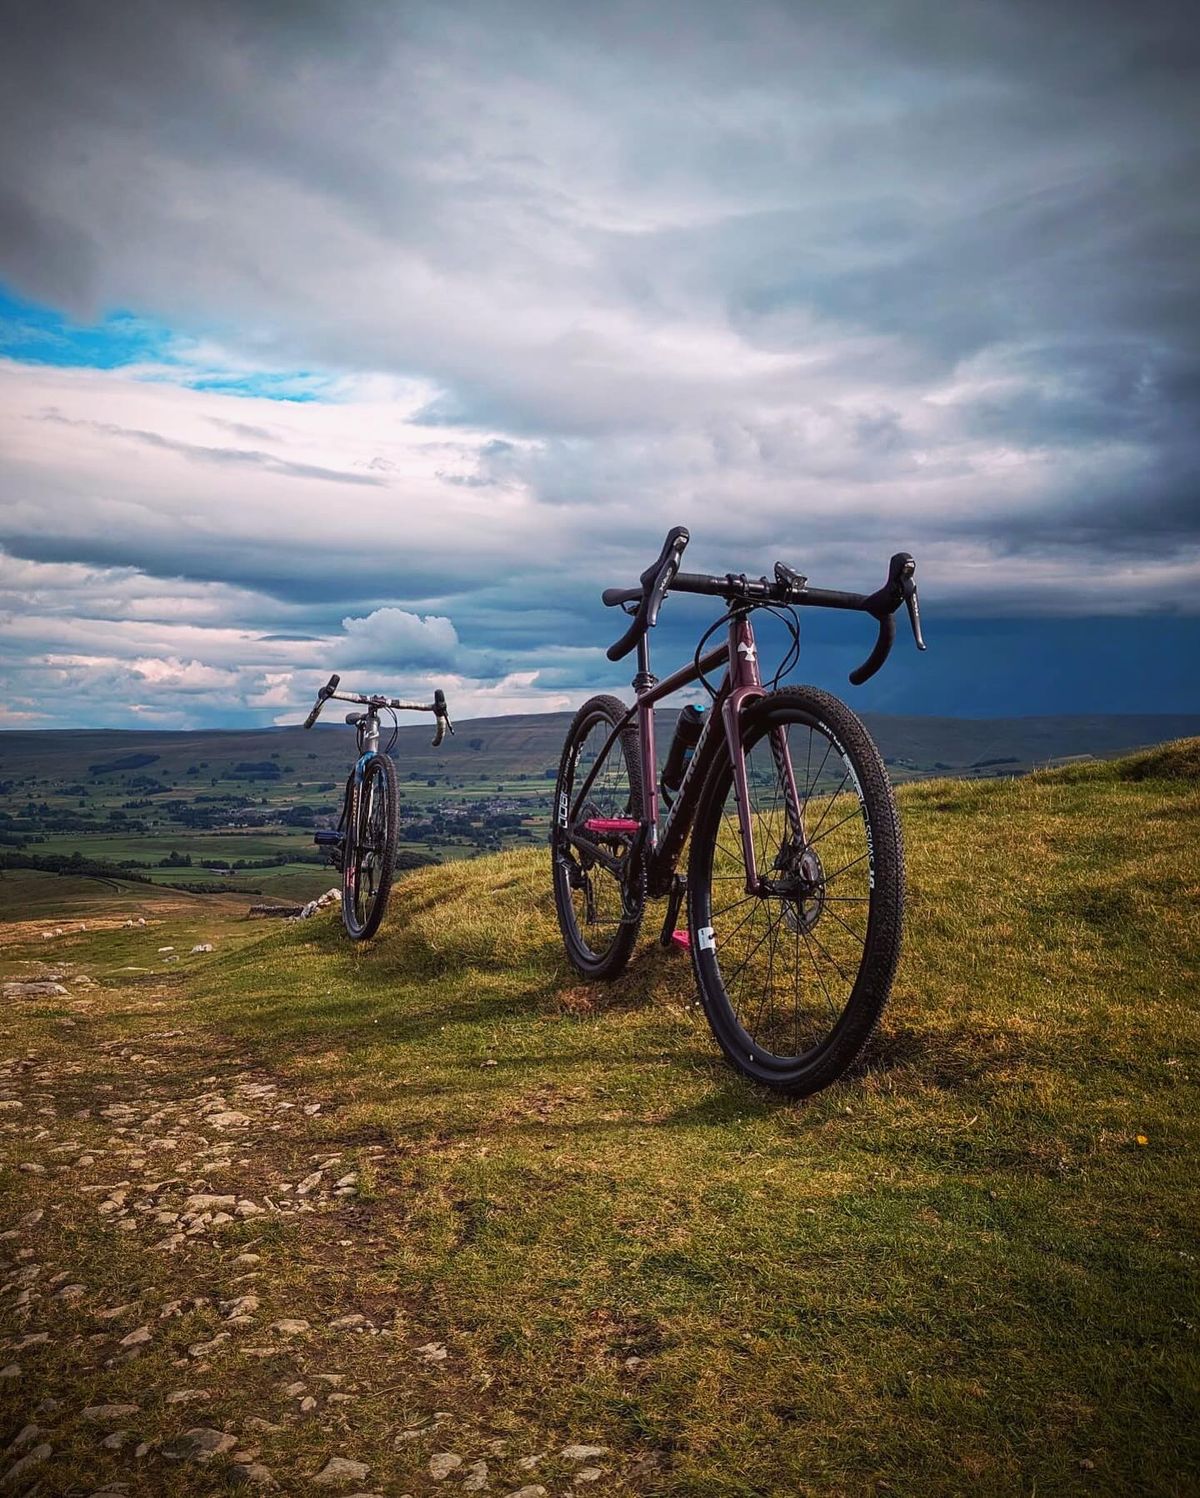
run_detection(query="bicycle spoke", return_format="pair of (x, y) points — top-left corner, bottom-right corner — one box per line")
(823, 903), (866, 948)
(823, 850), (869, 885)
(805, 769), (850, 844)
(806, 805), (860, 849)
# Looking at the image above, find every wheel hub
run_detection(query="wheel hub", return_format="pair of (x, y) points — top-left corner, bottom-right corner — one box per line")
(778, 845), (826, 934)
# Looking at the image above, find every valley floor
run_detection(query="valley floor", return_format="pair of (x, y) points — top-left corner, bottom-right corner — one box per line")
(1, 746), (1198, 1496)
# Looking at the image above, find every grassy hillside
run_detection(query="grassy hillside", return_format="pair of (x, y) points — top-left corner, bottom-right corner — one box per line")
(0, 742), (1196, 1495)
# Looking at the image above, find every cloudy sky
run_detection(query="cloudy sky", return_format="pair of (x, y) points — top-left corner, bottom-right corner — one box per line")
(1, 0), (1197, 729)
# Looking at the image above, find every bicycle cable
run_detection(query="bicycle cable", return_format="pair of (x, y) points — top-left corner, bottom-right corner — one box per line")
(690, 600), (802, 698)
(760, 602), (802, 690)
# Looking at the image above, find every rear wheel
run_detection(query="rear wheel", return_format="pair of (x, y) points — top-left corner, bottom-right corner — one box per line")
(687, 686), (903, 1095)
(551, 695), (646, 980)
(342, 753), (399, 941)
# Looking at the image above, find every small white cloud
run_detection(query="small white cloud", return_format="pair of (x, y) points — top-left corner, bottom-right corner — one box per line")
(338, 607), (459, 667)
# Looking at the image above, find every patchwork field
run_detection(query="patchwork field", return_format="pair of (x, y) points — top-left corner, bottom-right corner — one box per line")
(2, 713), (1197, 912)
(0, 743), (1197, 1495)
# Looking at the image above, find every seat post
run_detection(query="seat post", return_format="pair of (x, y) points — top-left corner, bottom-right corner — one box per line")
(633, 634), (655, 695)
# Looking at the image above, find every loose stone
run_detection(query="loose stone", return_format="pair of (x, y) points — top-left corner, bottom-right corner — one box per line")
(3, 1425), (39, 1456)
(2, 1443), (51, 1482)
(311, 1456), (371, 1486)
(230, 1460), (277, 1488)
(83, 1404), (141, 1421)
(162, 1427), (237, 1463)
(270, 1319), (310, 1336)
(185, 1194), (236, 1212)
(97, 1303), (139, 1321)
(188, 1333), (230, 1358)
(221, 1294), (260, 1318)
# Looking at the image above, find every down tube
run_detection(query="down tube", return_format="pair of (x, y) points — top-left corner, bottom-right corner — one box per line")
(637, 644), (728, 851)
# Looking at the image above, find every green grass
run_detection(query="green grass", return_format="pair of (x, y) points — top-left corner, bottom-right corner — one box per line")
(1, 741), (1197, 1495)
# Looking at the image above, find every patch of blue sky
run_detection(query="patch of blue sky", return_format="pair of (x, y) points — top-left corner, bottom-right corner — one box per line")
(0, 282), (335, 402)
(0, 284), (173, 369)
(183, 369), (330, 402)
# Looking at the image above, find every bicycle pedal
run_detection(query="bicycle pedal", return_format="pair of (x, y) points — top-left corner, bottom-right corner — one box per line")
(669, 929), (691, 952)
(313, 831), (343, 847)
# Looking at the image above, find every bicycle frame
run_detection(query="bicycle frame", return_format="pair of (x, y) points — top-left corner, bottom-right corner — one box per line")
(564, 611), (804, 900)
(341, 712), (385, 905)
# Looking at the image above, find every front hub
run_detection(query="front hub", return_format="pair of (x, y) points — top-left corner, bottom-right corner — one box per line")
(768, 844), (826, 935)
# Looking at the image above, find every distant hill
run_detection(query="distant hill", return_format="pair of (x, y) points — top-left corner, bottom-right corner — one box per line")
(3, 711), (1200, 785)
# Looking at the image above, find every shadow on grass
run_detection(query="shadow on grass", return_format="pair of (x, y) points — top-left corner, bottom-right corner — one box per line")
(867, 1023), (1006, 1089)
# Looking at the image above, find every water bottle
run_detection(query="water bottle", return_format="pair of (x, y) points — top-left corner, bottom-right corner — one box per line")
(661, 704), (706, 805)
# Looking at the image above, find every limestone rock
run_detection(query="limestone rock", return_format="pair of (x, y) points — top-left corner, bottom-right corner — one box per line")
(311, 1456), (371, 1486)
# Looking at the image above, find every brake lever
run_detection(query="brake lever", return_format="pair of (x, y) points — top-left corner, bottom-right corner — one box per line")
(431, 689), (453, 747)
(901, 572), (926, 651)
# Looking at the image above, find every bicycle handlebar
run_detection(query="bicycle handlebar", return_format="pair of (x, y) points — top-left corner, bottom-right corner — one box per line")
(849, 551), (926, 684)
(602, 530), (926, 684)
(302, 675), (454, 745)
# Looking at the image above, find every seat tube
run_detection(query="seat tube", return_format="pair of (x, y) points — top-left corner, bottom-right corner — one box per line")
(633, 635), (659, 847)
(721, 614), (767, 894)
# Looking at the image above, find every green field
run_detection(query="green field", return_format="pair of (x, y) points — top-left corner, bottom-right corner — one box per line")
(2, 712), (1197, 915)
(0, 740), (1196, 1494)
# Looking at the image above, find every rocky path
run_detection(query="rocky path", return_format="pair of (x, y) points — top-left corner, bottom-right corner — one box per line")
(0, 941), (633, 1496)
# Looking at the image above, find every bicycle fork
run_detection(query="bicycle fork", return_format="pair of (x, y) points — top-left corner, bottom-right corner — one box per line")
(722, 615), (807, 896)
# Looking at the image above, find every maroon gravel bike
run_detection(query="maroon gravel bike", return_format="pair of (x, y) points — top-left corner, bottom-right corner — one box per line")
(551, 527), (926, 1095)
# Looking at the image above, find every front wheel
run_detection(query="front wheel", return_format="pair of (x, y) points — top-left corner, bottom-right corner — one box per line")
(342, 753), (399, 941)
(687, 686), (904, 1096)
